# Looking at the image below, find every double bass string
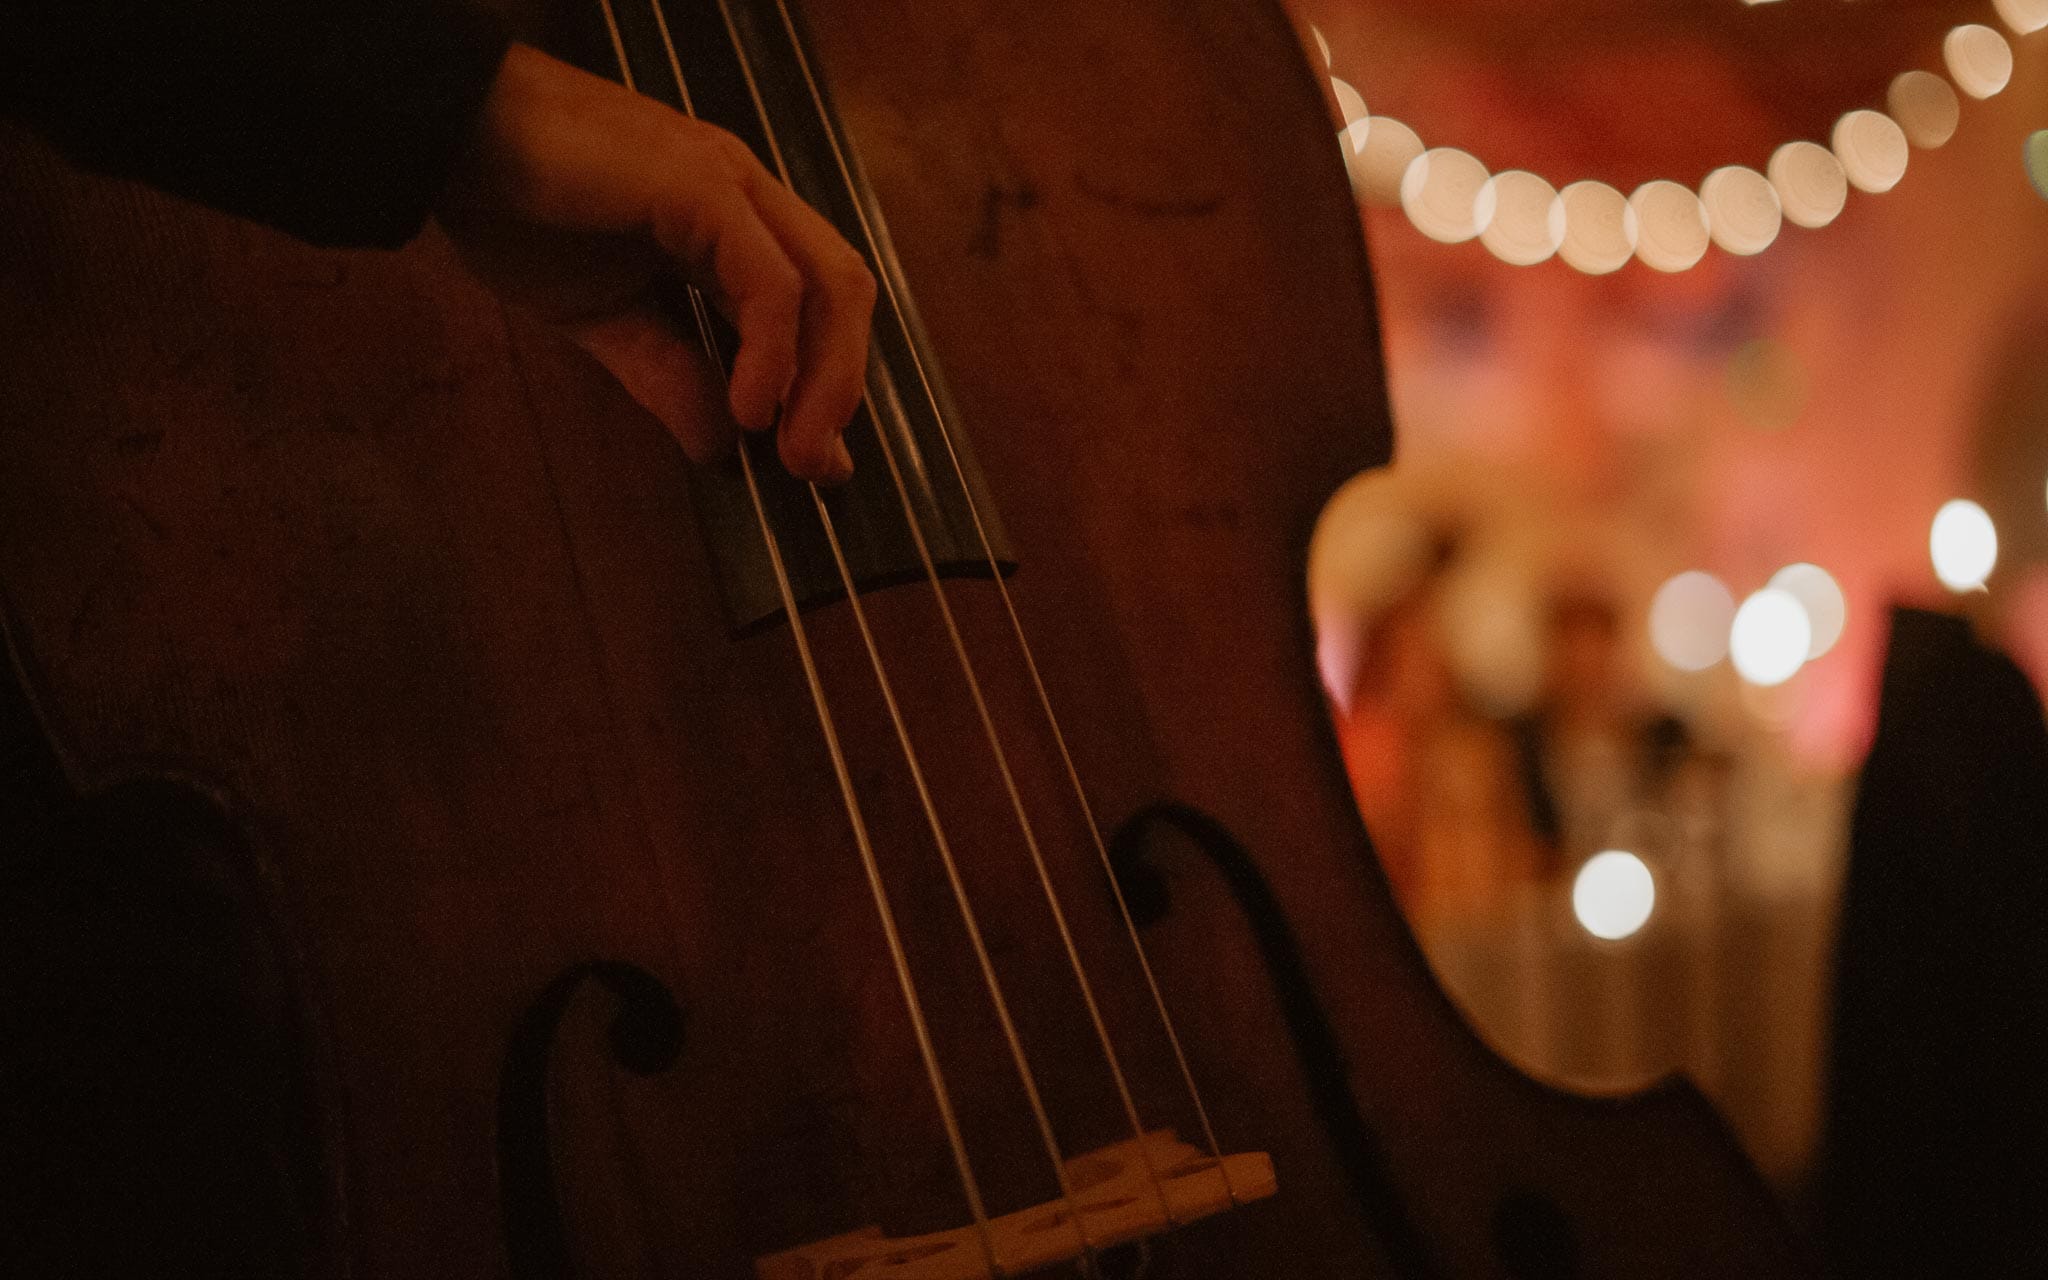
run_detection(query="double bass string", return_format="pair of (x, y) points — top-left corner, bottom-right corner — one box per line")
(673, 4), (1114, 1269)
(592, 4), (1008, 1275)
(834, 359), (1181, 1234)
(733, 434), (1015, 1279)
(700, 0), (1183, 1237)
(621, 2), (1156, 1272)
(760, 0), (1241, 1209)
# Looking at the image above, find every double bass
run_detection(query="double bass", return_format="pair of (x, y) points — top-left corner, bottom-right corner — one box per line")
(0, 0), (1806, 1275)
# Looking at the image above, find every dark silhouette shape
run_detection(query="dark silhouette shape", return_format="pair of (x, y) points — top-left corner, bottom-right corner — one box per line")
(1819, 607), (2048, 1276)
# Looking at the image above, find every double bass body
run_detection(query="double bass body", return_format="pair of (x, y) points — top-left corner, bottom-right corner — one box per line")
(0, 0), (1802, 1275)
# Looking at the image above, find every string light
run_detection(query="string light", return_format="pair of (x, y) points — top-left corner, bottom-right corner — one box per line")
(1345, 117), (1424, 207)
(1832, 109), (1910, 193)
(1769, 141), (1849, 229)
(1649, 571), (1736, 671)
(1331, 76), (1370, 135)
(1888, 70), (1961, 148)
(1768, 564), (1847, 659)
(1700, 165), (1783, 255)
(1930, 499), (1999, 590)
(1321, 11), (2037, 271)
(1995, 0), (2048, 35)
(1555, 180), (1638, 274)
(1401, 147), (1492, 243)
(1573, 851), (1656, 941)
(1945, 23), (2016, 98)
(1478, 170), (1564, 266)
(1730, 588), (1812, 686)
(1630, 180), (1712, 272)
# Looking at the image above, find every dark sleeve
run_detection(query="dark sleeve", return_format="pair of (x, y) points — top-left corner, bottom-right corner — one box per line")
(1, 0), (510, 249)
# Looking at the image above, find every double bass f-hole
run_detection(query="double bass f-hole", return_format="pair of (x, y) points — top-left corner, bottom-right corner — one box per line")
(499, 963), (688, 1280)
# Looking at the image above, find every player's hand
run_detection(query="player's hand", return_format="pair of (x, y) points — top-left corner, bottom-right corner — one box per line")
(437, 43), (874, 483)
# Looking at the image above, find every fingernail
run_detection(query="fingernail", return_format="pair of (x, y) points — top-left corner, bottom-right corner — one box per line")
(827, 439), (854, 484)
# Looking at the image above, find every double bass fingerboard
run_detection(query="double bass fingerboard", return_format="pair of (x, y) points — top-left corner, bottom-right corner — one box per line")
(574, 0), (1016, 634)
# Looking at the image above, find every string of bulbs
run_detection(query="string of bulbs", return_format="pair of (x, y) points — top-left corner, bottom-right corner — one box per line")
(1315, 1), (2047, 272)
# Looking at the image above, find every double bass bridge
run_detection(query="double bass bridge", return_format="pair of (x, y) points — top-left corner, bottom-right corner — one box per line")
(753, 1130), (1275, 1279)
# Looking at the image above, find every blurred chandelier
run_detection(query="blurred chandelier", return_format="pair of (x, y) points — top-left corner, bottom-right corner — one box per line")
(1317, 0), (2048, 272)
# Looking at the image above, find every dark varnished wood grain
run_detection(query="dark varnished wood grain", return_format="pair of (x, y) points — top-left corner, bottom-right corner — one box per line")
(0, 1), (1801, 1275)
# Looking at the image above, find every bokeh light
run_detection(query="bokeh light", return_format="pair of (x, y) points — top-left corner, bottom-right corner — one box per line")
(1630, 180), (1710, 272)
(1573, 851), (1656, 941)
(1347, 116), (1423, 207)
(1730, 588), (1812, 686)
(1930, 499), (1998, 590)
(1768, 563), (1847, 659)
(1769, 141), (1849, 228)
(1479, 170), (1564, 266)
(1832, 110), (1909, 194)
(1330, 76), (1369, 134)
(1888, 70), (1961, 149)
(1401, 147), (1492, 243)
(1994, 0), (2048, 34)
(1649, 571), (1736, 671)
(1945, 24), (2015, 99)
(1555, 180), (1638, 275)
(1700, 166), (1782, 256)
(2025, 130), (2048, 201)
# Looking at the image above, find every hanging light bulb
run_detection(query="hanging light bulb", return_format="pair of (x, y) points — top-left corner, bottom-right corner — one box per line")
(1945, 24), (2015, 99)
(1346, 116), (1422, 207)
(1833, 110), (1909, 194)
(1995, 0), (2048, 34)
(1701, 166), (1782, 256)
(1769, 141), (1849, 228)
(1555, 181), (1638, 275)
(1888, 70), (1961, 149)
(1401, 147), (1492, 244)
(1479, 170), (1564, 266)
(1630, 180), (1710, 272)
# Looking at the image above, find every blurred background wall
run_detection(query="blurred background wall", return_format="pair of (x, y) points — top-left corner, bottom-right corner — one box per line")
(1292, 0), (2048, 1209)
